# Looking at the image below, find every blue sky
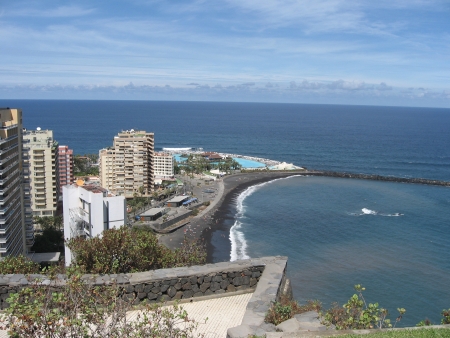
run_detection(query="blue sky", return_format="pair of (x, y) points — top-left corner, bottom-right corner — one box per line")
(1, 0), (450, 107)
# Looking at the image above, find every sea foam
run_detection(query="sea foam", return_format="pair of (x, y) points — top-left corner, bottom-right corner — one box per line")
(351, 208), (403, 217)
(229, 175), (303, 261)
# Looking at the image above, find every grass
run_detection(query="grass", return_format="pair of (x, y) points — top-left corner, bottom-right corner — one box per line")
(339, 328), (450, 338)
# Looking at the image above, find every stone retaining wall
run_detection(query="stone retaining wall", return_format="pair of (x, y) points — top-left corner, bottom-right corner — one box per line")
(153, 210), (192, 230)
(227, 256), (290, 338)
(0, 258), (277, 310)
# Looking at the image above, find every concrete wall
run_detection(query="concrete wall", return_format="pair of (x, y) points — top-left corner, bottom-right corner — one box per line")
(0, 257), (290, 311)
(153, 211), (192, 230)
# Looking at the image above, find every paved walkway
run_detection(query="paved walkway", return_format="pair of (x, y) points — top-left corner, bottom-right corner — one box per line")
(0, 292), (252, 338)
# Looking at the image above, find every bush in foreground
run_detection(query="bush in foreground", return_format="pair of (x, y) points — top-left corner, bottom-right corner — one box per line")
(321, 285), (405, 330)
(0, 267), (205, 338)
(67, 226), (206, 274)
(0, 255), (40, 274)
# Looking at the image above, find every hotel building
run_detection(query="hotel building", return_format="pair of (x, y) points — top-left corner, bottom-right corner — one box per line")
(58, 145), (74, 195)
(99, 130), (154, 198)
(23, 129), (59, 217)
(0, 108), (33, 257)
(154, 152), (174, 179)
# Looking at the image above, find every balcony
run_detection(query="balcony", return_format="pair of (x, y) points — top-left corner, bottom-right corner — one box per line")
(0, 133), (18, 145)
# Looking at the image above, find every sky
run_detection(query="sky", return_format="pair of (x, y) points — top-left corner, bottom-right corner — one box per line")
(1, 0), (450, 107)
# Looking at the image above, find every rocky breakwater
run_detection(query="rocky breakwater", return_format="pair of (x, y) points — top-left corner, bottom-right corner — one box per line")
(311, 171), (450, 187)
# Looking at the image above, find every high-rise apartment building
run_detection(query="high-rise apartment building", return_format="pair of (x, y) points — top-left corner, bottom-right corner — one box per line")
(99, 147), (115, 191)
(0, 108), (33, 257)
(99, 130), (154, 198)
(154, 152), (174, 179)
(58, 145), (74, 194)
(23, 129), (59, 217)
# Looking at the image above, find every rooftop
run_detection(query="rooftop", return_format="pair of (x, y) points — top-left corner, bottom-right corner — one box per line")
(82, 185), (108, 194)
(140, 207), (165, 217)
(167, 195), (189, 203)
(27, 252), (60, 264)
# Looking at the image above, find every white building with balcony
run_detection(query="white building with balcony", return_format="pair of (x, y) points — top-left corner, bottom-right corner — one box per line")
(154, 152), (174, 179)
(62, 184), (127, 266)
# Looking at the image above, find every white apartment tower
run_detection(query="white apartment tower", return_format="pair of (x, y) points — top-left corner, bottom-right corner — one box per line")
(99, 130), (154, 198)
(0, 108), (33, 257)
(63, 184), (127, 266)
(23, 129), (59, 217)
(154, 152), (174, 179)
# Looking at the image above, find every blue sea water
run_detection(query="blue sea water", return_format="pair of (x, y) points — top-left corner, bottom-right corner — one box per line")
(226, 176), (450, 326)
(1, 99), (449, 326)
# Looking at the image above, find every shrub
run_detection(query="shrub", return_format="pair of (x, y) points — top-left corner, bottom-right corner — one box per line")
(203, 201), (210, 206)
(191, 209), (200, 216)
(66, 226), (206, 274)
(0, 267), (205, 338)
(416, 318), (432, 326)
(0, 255), (40, 274)
(442, 309), (450, 325)
(265, 295), (321, 325)
(321, 284), (405, 330)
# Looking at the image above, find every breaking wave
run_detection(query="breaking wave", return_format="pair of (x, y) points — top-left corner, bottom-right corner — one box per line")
(230, 175), (303, 261)
(348, 208), (403, 217)
(162, 147), (193, 151)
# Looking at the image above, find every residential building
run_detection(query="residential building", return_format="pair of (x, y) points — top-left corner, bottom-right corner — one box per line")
(0, 108), (33, 257)
(58, 145), (74, 195)
(23, 128), (59, 217)
(99, 130), (154, 198)
(154, 152), (174, 179)
(62, 184), (126, 266)
(99, 148), (115, 191)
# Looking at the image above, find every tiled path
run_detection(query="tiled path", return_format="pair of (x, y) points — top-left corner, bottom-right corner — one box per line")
(0, 292), (252, 338)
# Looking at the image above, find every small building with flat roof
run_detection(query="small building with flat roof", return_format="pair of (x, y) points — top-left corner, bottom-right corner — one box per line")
(138, 207), (166, 221)
(166, 195), (189, 207)
(27, 252), (61, 265)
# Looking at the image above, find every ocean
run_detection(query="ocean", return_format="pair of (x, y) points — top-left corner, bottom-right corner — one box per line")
(2, 99), (449, 326)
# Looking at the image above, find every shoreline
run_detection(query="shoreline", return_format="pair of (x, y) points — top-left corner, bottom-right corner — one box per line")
(159, 171), (305, 262)
(158, 169), (450, 263)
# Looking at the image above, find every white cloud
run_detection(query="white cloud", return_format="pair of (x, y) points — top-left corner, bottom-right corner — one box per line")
(11, 5), (95, 18)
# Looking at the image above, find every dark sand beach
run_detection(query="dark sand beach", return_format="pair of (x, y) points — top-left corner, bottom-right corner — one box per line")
(159, 171), (306, 262)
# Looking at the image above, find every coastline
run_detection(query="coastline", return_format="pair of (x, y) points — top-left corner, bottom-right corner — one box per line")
(159, 171), (304, 263)
(158, 169), (450, 262)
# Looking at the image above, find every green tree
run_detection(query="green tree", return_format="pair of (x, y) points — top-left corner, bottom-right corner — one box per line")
(32, 216), (64, 253)
(66, 226), (206, 274)
(74, 154), (99, 176)
(34, 215), (63, 231)
(32, 227), (64, 253)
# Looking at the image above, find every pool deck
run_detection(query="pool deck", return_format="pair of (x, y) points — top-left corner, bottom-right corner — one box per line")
(172, 150), (282, 168)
